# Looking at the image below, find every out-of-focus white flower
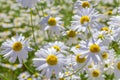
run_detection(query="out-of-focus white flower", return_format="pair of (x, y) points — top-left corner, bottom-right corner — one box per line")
(18, 72), (30, 80)
(17, 0), (40, 8)
(113, 58), (120, 80)
(43, 41), (68, 55)
(0, 63), (22, 71)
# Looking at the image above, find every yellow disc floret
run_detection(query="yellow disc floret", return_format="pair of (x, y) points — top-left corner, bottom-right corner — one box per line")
(98, 34), (104, 40)
(46, 54), (58, 66)
(80, 16), (90, 24)
(75, 44), (80, 49)
(90, 44), (100, 53)
(12, 42), (22, 51)
(53, 45), (60, 52)
(33, 73), (39, 78)
(48, 17), (57, 26)
(82, 1), (90, 8)
(59, 78), (65, 80)
(117, 62), (120, 70)
(76, 54), (86, 63)
(27, 78), (32, 80)
(22, 74), (26, 78)
(92, 69), (100, 77)
(107, 10), (113, 15)
(102, 52), (108, 59)
(101, 27), (109, 31)
(67, 30), (76, 37)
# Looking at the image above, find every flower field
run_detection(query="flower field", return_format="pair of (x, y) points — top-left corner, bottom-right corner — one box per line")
(0, 0), (120, 80)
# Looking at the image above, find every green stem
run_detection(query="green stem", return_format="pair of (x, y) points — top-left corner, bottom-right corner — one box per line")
(30, 9), (38, 50)
(63, 63), (87, 78)
(0, 74), (8, 80)
(23, 62), (34, 74)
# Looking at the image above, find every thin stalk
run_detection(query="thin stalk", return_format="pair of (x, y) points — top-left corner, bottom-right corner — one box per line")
(0, 74), (8, 80)
(63, 63), (87, 78)
(30, 9), (38, 50)
(23, 62), (34, 74)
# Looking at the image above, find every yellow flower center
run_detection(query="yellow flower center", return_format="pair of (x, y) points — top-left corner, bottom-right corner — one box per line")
(82, 1), (90, 8)
(33, 73), (39, 78)
(48, 17), (57, 26)
(22, 74), (26, 78)
(80, 16), (90, 24)
(59, 78), (65, 80)
(89, 44), (100, 53)
(117, 62), (120, 70)
(102, 52), (108, 59)
(46, 54), (58, 66)
(27, 78), (32, 80)
(101, 27), (109, 31)
(12, 42), (22, 51)
(98, 34), (104, 40)
(92, 69), (100, 77)
(75, 44), (80, 49)
(52, 45), (60, 51)
(107, 10), (113, 15)
(13, 64), (18, 67)
(104, 64), (109, 68)
(67, 30), (76, 37)
(88, 64), (93, 68)
(76, 54), (86, 63)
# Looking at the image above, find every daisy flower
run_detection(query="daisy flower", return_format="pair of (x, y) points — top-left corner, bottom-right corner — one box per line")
(113, 58), (120, 80)
(101, 58), (114, 75)
(18, 71), (30, 80)
(40, 16), (64, 36)
(33, 48), (66, 78)
(93, 29), (113, 46)
(87, 65), (104, 80)
(71, 8), (102, 32)
(74, 0), (91, 9)
(17, 0), (40, 8)
(32, 72), (41, 80)
(64, 29), (83, 45)
(108, 16), (120, 28)
(43, 41), (68, 55)
(1, 34), (33, 63)
(79, 40), (108, 64)
(70, 46), (88, 71)
(108, 16), (120, 41)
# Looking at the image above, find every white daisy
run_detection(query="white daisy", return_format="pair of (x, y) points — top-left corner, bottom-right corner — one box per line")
(108, 16), (120, 28)
(108, 16), (120, 41)
(1, 34), (33, 63)
(18, 71), (30, 80)
(101, 58), (114, 75)
(17, 0), (40, 8)
(113, 58), (120, 80)
(79, 40), (108, 64)
(93, 29), (113, 46)
(74, 0), (91, 9)
(71, 8), (102, 32)
(43, 41), (68, 55)
(87, 65), (104, 80)
(33, 48), (66, 78)
(40, 16), (64, 36)
(64, 29), (83, 45)
(32, 72), (41, 80)
(70, 46), (88, 71)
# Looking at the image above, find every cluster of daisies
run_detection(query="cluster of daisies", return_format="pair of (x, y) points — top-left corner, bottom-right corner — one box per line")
(1, 0), (120, 80)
